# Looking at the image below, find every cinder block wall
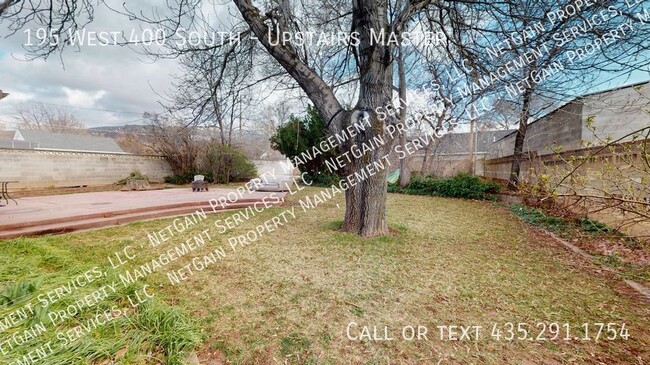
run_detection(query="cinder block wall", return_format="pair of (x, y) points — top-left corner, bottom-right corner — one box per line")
(582, 84), (650, 144)
(483, 155), (524, 181)
(485, 83), (650, 181)
(408, 153), (487, 177)
(488, 101), (583, 160)
(0, 148), (173, 188)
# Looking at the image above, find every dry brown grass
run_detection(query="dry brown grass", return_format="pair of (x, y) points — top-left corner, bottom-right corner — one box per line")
(3, 187), (649, 364)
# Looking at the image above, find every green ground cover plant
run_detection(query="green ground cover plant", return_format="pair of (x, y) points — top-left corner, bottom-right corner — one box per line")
(508, 204), (649, 284)
(388, 173), (501, 200)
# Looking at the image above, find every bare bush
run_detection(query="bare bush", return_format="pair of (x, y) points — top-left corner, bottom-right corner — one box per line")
(143, 112), (203, 176)
(14, 103), (86, 133)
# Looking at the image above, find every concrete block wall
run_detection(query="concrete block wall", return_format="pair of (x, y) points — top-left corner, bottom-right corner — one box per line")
(484, 141), (648, 186)
(484, 156), (525, 182)
(582, 83), (650, 144)
(409, 153), (487, 177)
(488, 83), (650, 163)
(488, 101), (583, 159)
(485, 82), (650, 182)
(0, 148), (173, 188)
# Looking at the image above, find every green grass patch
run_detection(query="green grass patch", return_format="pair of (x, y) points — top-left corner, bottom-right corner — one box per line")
(1, 188), (648, 363)
(0, 237), (201, 364)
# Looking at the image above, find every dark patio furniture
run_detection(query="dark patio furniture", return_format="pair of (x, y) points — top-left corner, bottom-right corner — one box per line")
(0, 181), (18, 206)
(191, 175), (209, 192)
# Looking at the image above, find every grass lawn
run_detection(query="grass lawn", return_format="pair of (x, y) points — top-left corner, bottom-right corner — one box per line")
(1, 187), (648, 364)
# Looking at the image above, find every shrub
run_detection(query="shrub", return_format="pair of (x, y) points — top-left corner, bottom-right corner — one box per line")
(164, 171), (200, 185)
(270, 105), (339, 185)
(165, 143), (258, 185)
(203, 144), (258, 184)
(404, 175), (439, 195)
(145, 112), (201, 176)
(390, 173), (501, 200)
(117, 170), (149, 185)
(387, 183), (403, 193)
(430, 173), (501, 200)
(308, 172), (341, 187)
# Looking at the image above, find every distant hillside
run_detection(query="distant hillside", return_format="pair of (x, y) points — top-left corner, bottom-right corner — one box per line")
(88, 124), (152, 139)
(88, 125), (153, 154)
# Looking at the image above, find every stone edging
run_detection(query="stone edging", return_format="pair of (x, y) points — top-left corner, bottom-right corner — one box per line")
(542, 229), (650, 302)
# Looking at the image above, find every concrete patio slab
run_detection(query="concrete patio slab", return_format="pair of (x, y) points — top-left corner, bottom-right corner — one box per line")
(0, 188), (286, 239)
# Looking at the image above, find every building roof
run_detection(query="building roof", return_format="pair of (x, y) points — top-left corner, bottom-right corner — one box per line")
(0, 130), (15, 140)
(16, 129), (125, 153)
(0, 140), (30, 149)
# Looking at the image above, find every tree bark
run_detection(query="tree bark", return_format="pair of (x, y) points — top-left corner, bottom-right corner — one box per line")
(420, 140), (432, 174)
(234, 0), (397, 236)
(508, 82), (533, 190)
(338, 0), (394, 236)
(342, 148), (390, 237)
(468, 119), (475, 174)
(0, 0), (12, 16)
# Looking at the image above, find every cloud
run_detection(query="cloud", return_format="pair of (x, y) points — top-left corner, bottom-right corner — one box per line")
(0, 2), (181, 127)
(2, 91), (33, 102)
(0, 2), (288, 129)
(62, 87), (107, 108)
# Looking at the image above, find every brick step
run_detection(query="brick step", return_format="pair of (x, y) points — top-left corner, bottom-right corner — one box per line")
(0, 200), (279, 240)
(0, 198), (264, 231)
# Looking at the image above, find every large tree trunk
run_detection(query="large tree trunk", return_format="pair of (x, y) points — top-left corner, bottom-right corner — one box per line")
(342, 151), (390, 236)
(508, 84), (533, 190)
(234, 0), (395, 236)
(339, 0), (393, 236)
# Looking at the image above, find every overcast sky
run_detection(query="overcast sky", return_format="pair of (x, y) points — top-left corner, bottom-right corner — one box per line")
(1, 3), (649, 131)
(0, 3), (183, 129)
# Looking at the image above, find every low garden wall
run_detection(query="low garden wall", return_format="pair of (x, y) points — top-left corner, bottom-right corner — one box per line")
(0, 148), (172, 188)
(483, 141), (649, 238)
